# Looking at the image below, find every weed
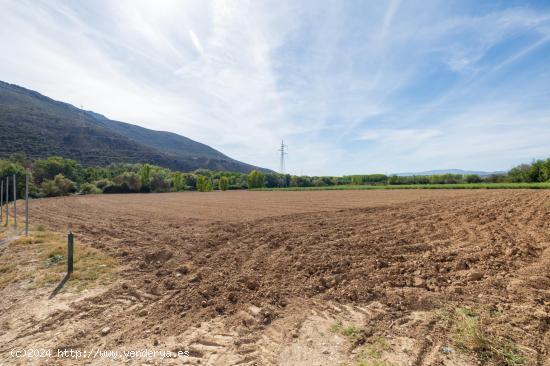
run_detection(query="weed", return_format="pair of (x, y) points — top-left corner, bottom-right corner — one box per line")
(448, 307), (527, 366)
(353, 337), (393, 366)
(330, 321), (364, 341)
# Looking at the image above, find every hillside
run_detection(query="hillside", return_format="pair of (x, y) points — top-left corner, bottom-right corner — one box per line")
(394, 169), (504, 177)
(0, 81), (270, 173)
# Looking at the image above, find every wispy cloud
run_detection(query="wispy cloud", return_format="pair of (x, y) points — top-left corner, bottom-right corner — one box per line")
(0, 0), (549, 174)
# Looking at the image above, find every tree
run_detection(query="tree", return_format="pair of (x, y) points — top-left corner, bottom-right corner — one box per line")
(109, 172), (141, 193)
(219, 176), (229, 191)
(33, 156), (81, 183)
(0, 159), (28, 198)
(247, 170), (265, 189)
(465, 174), (482, 183)
(54, 174), (76, 195)
(150, 173), (170, 192)
(79, 183), (101, 195)
(172, 172), (184, 191)
(139, 164), (152, 191)
(196, 175), (213, 192)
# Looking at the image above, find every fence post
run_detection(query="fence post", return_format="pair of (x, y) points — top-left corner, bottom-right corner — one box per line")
(5, 177), (8, 226)
(25, 173), (29, 236)
(0, 179), (3, 223)
(67, 231), (74, 274)
(13, 174), (17, 229)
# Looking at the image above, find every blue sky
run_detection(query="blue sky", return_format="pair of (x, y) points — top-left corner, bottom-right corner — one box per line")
(1, 0), (549, 175)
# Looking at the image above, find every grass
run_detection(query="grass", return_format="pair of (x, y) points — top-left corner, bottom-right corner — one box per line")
(0, 226), (117, 292)
(353, 337), (394, 366)
(330, 321), (394, 366)
(252, 182), (550, 191)
(330, 320), (364, 341)
(440, 307), (527, 366)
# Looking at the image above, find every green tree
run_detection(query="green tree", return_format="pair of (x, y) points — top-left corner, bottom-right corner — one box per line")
(465, 174), (482, 183)
(219, 176), (229, 191)
(247, 170), (265, 189)
(172, 172), (184, 191)
(33, 156), (81, 183)
(54, 174), (76, 195)
(79, 182), (101, 195)
(139, 164), (152, 191)
(110, 172), (141, 192)
(0, 159), (30, 198)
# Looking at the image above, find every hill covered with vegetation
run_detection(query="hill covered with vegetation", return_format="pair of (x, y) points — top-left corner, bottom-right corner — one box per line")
(0, 81), (269, 173)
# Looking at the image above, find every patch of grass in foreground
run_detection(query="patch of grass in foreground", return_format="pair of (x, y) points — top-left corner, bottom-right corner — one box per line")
(330, 320), (364, 341)
(0, 227), (117, 292)
(353, 337), (394, 366)
(441, 307), (527, 366)
(252, 182), (550, 191)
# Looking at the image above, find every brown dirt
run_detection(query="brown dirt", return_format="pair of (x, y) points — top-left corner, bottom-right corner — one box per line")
(1, 190), (549, 365)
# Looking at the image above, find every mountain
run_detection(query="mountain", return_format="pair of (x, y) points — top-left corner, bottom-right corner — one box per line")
(0, 81), (271, 173)
(394, 169), (505, 177)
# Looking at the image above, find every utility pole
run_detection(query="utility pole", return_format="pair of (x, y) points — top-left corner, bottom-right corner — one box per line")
(278, 140), (288, 174)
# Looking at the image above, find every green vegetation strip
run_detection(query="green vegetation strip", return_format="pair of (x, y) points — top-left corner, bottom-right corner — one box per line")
(252, 182), (550, 191)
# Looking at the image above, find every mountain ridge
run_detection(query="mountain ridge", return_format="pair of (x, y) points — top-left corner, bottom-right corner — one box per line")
(394, 169), (505, 177)
(0, 81), (271, 173)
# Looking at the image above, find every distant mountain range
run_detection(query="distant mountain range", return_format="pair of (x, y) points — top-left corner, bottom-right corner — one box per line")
(394, 169), (505, 177)
(0, 81), (271, 173)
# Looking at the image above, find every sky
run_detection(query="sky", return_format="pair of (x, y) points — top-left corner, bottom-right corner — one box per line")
(1, 0), (550, 175)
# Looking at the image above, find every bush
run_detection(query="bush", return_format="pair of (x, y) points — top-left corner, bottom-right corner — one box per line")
(247, 170), (265, 189)
(113, 172), (141, 192)
(54, 174), (76, 195)
(40, 180), (61, 197)
(150, 173), (170, 192)
(94, 179), (113, 190)
(465, 174), (482, 183)
(79, 183), (101, 195)
(172, 172), (184, 191)
(196, 176), (213, 192)
(219, 176), (229, 191)
(103, 184), (130, 194)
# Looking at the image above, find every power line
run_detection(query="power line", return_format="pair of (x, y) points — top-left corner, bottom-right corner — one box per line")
(278, 140), (288, 174)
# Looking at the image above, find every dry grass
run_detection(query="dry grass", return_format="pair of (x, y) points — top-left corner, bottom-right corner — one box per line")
(441, 307), (528, 366)
(353, 337), (393, 366)
(0, 226), (117, 292)
(330, 320), (365, 341)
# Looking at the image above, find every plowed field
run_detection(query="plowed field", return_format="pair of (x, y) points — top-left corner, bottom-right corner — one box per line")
(1, 190), (549, 365)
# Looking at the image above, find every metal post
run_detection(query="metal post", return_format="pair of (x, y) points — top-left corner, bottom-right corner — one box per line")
(5, 177), (8, 226)
(0, 179), (3, 223)
(13, 174), (16, 229)
(67, 231), (74, 274)
(25, 173), (29, 236)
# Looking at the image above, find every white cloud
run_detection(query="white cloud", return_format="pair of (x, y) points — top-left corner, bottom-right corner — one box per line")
(0, 0), (549, 175)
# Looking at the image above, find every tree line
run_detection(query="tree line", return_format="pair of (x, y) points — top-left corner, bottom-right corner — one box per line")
(0, 154), (549, 198)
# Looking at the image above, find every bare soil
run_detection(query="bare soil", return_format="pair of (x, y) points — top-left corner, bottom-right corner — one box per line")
(1, 190), (549, 365)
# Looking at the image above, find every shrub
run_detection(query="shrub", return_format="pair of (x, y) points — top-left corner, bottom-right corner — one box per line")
(79, 183), (101, 195)
(113, 172), (141, 192)
(54, 174), (76, 195)
(196, 176), (213, 192)
(172, 172), (184, 191)
(150, 173), (170, 192)
(93, 179), (113, 190)
(139, 164), (152, 190)
(219, 176), (229, 191)
(40, 180), (61, 197)
(247, 170), (265, 189)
